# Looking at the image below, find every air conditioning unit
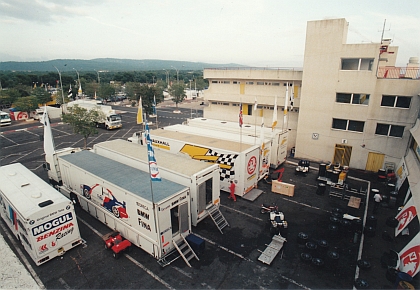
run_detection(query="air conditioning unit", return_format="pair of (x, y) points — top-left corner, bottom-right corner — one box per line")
(342, 139), (348, 144)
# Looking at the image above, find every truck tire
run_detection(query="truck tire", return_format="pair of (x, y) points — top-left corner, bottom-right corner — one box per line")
(112, 206), (120, 218)
(70, 193), (79, 207)
(106, 125), (109, 130)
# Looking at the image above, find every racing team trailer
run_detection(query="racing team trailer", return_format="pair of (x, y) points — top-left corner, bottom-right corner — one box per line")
(161, 124), (271, 180)
(0, 163), (83, 266)
(93, 139), (221, 227)
(130, 128), (260, 197)
(186, 118), (288, 168)
(46, 149), (198, 266)
(64, 100), (122, 130)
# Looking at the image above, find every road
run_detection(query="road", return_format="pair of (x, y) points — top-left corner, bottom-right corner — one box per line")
(0, 101), (414, 289)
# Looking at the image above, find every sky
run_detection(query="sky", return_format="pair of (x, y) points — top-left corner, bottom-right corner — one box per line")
(0, 0), (419, 67)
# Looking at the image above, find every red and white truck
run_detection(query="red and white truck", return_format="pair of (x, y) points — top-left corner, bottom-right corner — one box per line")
(0, 163), (83, 266)
(129, 128), (260, 197)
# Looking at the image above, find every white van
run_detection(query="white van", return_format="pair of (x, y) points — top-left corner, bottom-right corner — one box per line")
(0, 111), (11, 126)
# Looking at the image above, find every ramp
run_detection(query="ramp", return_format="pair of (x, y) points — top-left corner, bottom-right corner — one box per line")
(242, 188), (264, 201)
(258, 234), (287, 265)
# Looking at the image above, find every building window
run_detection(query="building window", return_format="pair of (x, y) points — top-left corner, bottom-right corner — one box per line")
(381, 95), (411, 108)
(375, 124), (404, 138)
(223, 81), (230, 84)
(233, 81), (240, 84)
(257, 82), (264, 85)
(272, 82), (280, 86)
(332, 118), (364, 132)
(336, 93), (370, 105)
(211, 80), (218, 84)
(246, 81), (254, 85)
(341, 58), (374, 71)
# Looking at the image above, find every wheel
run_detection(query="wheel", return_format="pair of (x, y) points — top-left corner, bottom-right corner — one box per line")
(260, 209), (266, 214)
(70, 193), (79, 206)
(112, 206), (120, 218)
(112, 251), (119, 259)
(106, 125), (109, 130)
(83, 188), (91, 199)
(105, 243), (109, 250)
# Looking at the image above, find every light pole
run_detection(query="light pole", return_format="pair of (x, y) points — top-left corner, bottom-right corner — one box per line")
(73, 68), (81, 98)
(171, 65), (179, 84)
(53, 66), (65, 107)
(94, 69), (100, 85)
(163, 69), (169, 89)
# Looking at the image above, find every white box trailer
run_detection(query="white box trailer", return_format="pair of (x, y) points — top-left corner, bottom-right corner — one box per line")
(64, 100), (122, 130)
(53, 150), (192, 260)
(0, 163), (83, 266)
(133, 129), (260, 197)
(93, 139), (220, 227)
(162, 124), (271, 180)
(186, 118), (288, 168)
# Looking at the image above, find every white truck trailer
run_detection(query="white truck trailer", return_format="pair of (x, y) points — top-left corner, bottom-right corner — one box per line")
(45, 149), (198, 265)
(185, 118), (288, 169)
(93, 139), (221, 227)
(161, 124), (271, 180)
(129, 129), (260, 197)
(65, 100), (122, 130)
(0, 163), (83, 266)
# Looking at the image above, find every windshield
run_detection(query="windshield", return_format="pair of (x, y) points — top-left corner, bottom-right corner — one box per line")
(110, 114), (121, 122)
(1, 114), (9, 120)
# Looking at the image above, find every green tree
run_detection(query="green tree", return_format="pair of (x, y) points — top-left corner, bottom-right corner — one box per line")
(32, 87), (52, 105)
(168, 82), (186, 108)
(13, 96), (39, 116)
(99, 84), (115, 101)
(61, 105), (104, 149)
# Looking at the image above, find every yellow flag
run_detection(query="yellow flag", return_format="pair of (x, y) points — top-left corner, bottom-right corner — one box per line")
(137, 97), (143, 124)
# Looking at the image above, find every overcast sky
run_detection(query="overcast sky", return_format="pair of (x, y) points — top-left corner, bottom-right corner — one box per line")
(0, 0), (419, 67)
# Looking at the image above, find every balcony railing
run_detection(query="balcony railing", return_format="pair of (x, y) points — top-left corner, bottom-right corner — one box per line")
(377, 67), (420, 79)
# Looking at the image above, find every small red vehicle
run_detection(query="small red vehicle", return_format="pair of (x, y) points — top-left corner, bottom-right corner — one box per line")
(104, 231), (131, 259)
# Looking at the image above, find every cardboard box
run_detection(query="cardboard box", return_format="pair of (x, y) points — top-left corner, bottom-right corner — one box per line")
(272, 180), (295, 196)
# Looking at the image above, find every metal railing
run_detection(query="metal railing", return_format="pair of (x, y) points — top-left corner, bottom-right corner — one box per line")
(377, 67), (420, 79)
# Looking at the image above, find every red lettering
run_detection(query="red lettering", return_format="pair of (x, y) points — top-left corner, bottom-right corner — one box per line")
(36, 223), (74, 243)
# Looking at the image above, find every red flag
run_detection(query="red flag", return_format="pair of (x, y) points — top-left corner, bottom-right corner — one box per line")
(239, 103), (243, 127)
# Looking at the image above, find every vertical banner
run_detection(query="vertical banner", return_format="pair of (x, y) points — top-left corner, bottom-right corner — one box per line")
(399, 232), (420, 277)
(271, 96), (278, 131)
(41, 108), (55, 157)
(152, 95), (157, 115)
(145, 121), (161, 181)
(283, 84), (289, 128)
(239, 103), (243, 127)
(137, 97), (143, 124)
(395, 158), (409, 190)
(395, 198), (417, 236)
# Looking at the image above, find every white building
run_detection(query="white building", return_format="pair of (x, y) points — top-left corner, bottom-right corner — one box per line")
(202, 18), (420, 172)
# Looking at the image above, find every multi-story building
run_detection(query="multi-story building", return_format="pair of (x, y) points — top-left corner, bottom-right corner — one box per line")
(203, 18), (420, 171)
(296, 18), (419, 171)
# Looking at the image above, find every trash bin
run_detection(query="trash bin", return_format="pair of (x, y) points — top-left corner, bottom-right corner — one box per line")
(389, 191), (398, 209)
(319, 163), (327, 177)
(290, 147), (295, 158)
(316, 183), (326, 195)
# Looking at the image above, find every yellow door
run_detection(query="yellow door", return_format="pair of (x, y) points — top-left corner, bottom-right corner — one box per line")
(365, 152), (385, 172)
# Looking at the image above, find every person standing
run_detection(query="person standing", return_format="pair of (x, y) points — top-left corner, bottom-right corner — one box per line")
(228, 181), (237, 202)
(373, 192), (382, 213)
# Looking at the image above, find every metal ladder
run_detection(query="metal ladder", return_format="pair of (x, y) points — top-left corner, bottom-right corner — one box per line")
(207, 204), (229, 234)
(172, 234), (199, 267)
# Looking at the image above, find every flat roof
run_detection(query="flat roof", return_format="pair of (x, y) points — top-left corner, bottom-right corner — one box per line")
(59, 150), (188, 202)
(0, 163), (70, 218)
(94, 139), (218, 176)
(150, 128), (256, 153)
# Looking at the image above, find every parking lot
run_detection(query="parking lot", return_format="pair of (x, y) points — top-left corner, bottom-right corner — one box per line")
(0, 103), (418, 289)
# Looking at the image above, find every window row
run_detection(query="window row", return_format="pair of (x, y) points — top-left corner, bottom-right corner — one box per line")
(211, 80), (287, 86)
(332, 118), (405, 137)
(341, 58), (374, 71)
(336, 93), (411, 108)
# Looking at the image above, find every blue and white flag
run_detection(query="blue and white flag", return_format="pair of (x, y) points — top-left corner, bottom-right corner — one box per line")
(145, 121), (161, 181)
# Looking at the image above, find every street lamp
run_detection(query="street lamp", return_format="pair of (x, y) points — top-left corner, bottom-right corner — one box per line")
(171, 65), (179, 84)
(163, 69), (169, 89)
(53, 66), (65, 107)
(94, 69), (100, 85)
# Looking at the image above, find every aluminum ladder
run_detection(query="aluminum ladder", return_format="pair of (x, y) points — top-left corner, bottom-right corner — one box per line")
(207, 204), (229, 234)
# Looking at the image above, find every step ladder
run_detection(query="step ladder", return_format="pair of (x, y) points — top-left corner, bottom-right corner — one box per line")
(157, 234), (199, 268)
(172, 234), (199, 267)
(207, 204), (229, 234)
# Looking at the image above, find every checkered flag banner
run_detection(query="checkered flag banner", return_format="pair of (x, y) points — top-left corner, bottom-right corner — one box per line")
(206, 149), (239, 181)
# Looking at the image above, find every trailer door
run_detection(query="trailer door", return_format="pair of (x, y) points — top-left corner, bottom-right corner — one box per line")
(170, 202), (189, 237)
(245, 148), (259, 193)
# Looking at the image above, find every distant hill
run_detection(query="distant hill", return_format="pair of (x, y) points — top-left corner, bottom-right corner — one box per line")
(0, 58), (245, 72)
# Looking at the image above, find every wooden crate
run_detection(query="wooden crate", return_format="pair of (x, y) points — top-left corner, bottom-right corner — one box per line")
(272, 180), (295, 197)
